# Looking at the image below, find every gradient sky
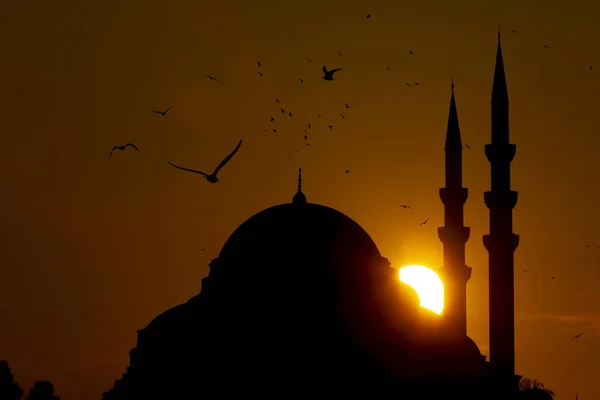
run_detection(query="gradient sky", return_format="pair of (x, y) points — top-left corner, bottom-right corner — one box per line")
(1, 0), (599, 398)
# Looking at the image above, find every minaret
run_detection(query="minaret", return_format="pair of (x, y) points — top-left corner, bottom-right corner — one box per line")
(292, 168), (307, 204)
(483, 29), (520, 386)
(437, 80), (471, 336)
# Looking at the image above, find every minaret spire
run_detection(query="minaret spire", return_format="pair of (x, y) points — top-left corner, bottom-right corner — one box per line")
(438, 81), (471, 337)
(484, 32), (520, 393)
(292, 168), (307, 204)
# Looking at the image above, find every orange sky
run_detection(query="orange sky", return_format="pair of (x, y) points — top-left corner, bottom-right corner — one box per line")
(1, 0), (599, 398)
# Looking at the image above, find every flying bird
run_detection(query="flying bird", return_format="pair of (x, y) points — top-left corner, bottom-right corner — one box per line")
(303, 133), (308, 141)
(551, 276), (556, 280)
(109, 143), (138, 158)
(257, 61), (262, 67)
(386, 67), (391, 71)
(511, 29), (517, 33)
(345, 103), (350, 108)
(152, 106), (174, 116)
(280, 108), (285, 114)
(465, 144), (471, 149)
(258, 72), (263, 77)
(341, 114), (347, 119)
(306, 57), (313, 63)
(413, 82), (420, 86)
(275, 98), (279, 103)
(589, 65), (594, 70)
(204, 74), (220, 82)
(299, 78), (304, 84)
(273, 129), (277, 133)
(322, 66), (342, 81)
(584, 244), (590, 248)
(337, 52), (343, 58)
(405, 82), (412, 87)
(571, 332), (585, 340)
(420, 218), (430, 226)
(400, 205), (412, 210)
(328, 125), (333, 130)
(270, 117), (275, 122)
(288, 112), (293, 117)
(366, 14), (371, 19)
(317, 113), (322, 117)
(409, 49), (414, 55)
(168, 139), (242, 184)
(543, 44), (551, 48)
(307, 124), (311, 129)
(345, 170), (350, 174)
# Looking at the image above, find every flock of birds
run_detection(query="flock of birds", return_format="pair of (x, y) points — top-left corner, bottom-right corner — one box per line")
(107, 17), (597, 345)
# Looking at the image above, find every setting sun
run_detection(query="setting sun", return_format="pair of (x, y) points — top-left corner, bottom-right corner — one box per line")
(399, 265), (444, 315)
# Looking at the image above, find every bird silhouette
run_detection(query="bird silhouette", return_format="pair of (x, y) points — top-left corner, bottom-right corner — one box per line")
(168, 139), (242, 184)
(584, 244), (590, 248)
(152, 106), (174, 116)
(400, 205), (412, 210)
(272, 129), (277, 133)
(345, 170), (350, 174)
(328, 125), (333, 130)
(280, 108), (285, 114)
(543, 44), (551, 48)
(303, 133), (308, 141)
(523, 269), (528, 272)
(204, 74), (220, 82)
(386, 66), (391, 71)
(409, 49), (414, 55)
(299, 78), (304, 84)
(465, 144), (471, 149)
(589, 65), (594, 70)
(420, 218), (430, 225)
(307, 124), (311, 129)
(306, 57), (313, 63)
(270, 117), (275, 122)
(258, 72), (263, 77)
(405, 82), (412, 88)
(413, 81), (420, 86)
(337, 52), (343, 58)
(257, 61), (262, 67)
(551, 276), (556, 280)
(571, 332), (585, 340)
(341, 114), (347, 119)
(322, 66), (342, 81)
(317, 113), (322, 117)
(366, 14), (371, 19)
(288, 112), (293, 117)
(275, 98), (279, 103)
(511, 29), (517, 33)
(109, 143), (139, 158)
(345, 103), (350, 108)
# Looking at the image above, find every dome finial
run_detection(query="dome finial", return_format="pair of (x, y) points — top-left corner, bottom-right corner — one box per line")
(292, 168), (307, 204)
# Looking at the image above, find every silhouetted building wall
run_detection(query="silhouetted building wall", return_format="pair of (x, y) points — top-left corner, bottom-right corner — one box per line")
(483, 29), (521, 395)
(437, 80), (471, 337)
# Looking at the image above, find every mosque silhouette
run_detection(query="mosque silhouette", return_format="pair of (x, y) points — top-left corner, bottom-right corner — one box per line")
(102, 33), (521, 399)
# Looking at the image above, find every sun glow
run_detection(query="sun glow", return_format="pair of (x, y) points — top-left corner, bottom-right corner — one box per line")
(398, 265), (444, 315)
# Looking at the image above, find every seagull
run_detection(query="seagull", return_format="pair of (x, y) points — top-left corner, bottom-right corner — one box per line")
(288, 112), (293, 117)
(152, 106), (174, 116)
(345, 170), (350, 174)
(366, 14), (371, 19)
(258, 72), (263, 77)
(420, 218), (430, 226)
(322, 66), (342, 81)
(109, 143), (139, 158)
(341, 114), (347, 119)
(317, 113), (322, 117)
(337, 52), (343, 58)
(270, 117), (275, 122)
(571, 332), (585, 340)
(299, 78), (304, 84)
(589, 65), (594, 70)
(303, 133), (308, 140)
(328, 125), (333, 130)
(413, 82), (420, 86)
(204, 74), (220, 82)
(345, 103), (350, 108)
(543, 44), (551, 48)
(275, 98), (279, 103)
(272, 129), (277, 133)
(280, 108), (285, 114)
(400, 205), (412, 210)
(409, 49), (414, 55)
(168, 139), (242, 184)
(465, 144), (471, 149)
(307, 124), (311, 129)
(405, 82), (412, 87)
(257, 61), (262, 67)
(306, 57), (313, 63)
(386, 67), (391, 71)
(551, 276), (556, 280)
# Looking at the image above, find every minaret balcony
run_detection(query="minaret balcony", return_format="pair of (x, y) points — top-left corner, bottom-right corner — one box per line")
(439, 187), (468, 206)
(438, 226), (471, 244)
(485, 143), (516, 163)
(483, 190), (518, 210)
(482, 233), (520, 252)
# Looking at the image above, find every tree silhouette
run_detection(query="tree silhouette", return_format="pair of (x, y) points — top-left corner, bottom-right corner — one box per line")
(0, 360), (23, 400)
(25, 381), (60, 400)
(519, 377), (554, 399)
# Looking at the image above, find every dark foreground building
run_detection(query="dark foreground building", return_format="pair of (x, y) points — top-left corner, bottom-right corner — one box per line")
(103, 34), (520, 400)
